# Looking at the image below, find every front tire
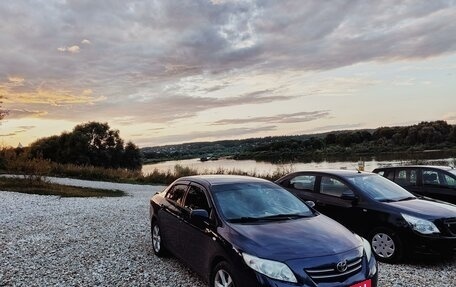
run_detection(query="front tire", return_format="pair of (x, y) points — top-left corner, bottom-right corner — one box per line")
(370, 227), (403, 263)
(151, 220), (167, 257)
(211, 261), (238, 287)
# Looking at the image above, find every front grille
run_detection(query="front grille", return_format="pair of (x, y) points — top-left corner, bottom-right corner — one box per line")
(443, 218), (456, 236)
(305, 257), (362, 282)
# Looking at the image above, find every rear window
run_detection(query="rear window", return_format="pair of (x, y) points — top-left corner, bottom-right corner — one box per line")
(290, 175), (316, 191)
(394, 169), (417, 186)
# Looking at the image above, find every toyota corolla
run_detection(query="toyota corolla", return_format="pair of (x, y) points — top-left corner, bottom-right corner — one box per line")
(149, 175), (378, 287)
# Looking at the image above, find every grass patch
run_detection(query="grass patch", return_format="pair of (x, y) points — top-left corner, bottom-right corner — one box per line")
(0, 177), (125, 197)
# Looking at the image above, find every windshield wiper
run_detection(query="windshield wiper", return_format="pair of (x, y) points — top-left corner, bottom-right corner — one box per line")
(228, 213), (309, 223)
(378, 198), (396, 203)
(397, 196), (416, 201)
(256, 213), (310, 221)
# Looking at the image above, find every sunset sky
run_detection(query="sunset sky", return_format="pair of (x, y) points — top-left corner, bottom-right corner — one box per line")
(1, 0), (455, 148)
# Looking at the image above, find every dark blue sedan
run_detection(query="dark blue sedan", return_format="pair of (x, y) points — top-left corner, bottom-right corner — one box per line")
(149, 175), (378, 287)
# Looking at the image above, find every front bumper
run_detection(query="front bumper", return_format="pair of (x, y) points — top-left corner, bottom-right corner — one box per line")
(405, 232), (456, 256)
(250, 253), (378, 287)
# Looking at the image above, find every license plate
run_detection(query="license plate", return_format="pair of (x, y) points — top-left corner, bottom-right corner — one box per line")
(350, 279), (372, 287)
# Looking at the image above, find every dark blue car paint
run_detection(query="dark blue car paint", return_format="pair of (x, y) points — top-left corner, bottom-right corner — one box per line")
(150, 175), (378, 287)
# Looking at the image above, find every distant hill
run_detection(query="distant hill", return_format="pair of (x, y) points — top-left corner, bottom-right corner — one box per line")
(141, 121), (456, 163)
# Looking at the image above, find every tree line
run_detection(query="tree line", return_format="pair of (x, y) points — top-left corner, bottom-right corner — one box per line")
(28, 122), (142, 170)
(142, 121), (456, 163)
(238, 121), (456, 162)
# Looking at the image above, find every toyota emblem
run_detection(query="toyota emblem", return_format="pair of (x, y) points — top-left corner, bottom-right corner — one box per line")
(336, 260), (348, 273)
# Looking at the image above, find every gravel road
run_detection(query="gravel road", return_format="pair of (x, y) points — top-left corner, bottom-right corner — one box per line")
(1, 177), (455, 286)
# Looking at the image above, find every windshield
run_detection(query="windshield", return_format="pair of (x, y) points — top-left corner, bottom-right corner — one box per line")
(212, 181), (313, 222)
(346, 174), (416, 202)
(449, 169), (456, 177)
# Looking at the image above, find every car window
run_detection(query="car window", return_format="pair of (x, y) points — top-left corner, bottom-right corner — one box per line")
(290, 175), (316, 191)
(376, 170), (385, 176)
(165, 184), (187, 205)
(212, 182), (313, 221)
(394, 169), (417, 186)
(423, 169), (456, 188)
(422, 170), (441, 186)
(386, 171), (395, 181)
(184, 185), (210, 212)
(320, 176), (354, 198)
(443, 174), (456, 188)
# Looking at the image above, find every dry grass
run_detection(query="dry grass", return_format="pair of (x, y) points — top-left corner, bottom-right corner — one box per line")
(0, 176), (124, 197)
(1, 147), (293, 186)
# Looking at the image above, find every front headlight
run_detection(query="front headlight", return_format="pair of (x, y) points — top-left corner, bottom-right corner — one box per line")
(361, 237), (372, 262)
(356, 235), (372, 262)
(242, 253), (297, 283)
(401, 213), (440, 234)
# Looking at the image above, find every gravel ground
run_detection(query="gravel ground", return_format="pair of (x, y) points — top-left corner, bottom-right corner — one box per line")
(1, 177), (455, 286)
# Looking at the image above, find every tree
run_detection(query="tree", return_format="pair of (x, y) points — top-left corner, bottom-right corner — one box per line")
(30, 122), (142, 170)
(325, 133), (337, 145)
(123, 142), (142, 170)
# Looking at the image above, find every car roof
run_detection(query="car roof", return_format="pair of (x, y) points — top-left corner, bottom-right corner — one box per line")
(287, 169), (374, 177)
(177, 174), (271, 186)
(373, 165), (454, 171)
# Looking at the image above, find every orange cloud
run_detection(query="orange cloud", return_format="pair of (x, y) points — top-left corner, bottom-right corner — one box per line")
(8, 76), (25, 84)
(6, 91), (104, 105)
(0, 81), (105, 106)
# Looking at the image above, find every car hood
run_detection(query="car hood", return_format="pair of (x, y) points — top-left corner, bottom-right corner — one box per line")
(387, 198), (456, 219)
(227, 214), (361, 261)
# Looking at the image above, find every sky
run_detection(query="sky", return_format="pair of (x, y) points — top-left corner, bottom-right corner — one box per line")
(1, 0), (455, 148)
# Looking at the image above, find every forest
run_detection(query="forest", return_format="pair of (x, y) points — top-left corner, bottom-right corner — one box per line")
(142, 121), (456, 163)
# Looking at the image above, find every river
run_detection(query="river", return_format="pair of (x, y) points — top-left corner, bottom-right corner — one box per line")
(142, 157), (455, 176)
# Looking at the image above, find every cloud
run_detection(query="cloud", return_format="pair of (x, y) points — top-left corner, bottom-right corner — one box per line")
(0, 1), (455, 145)
(136, 125), (278, 145)
(303, 123), (363, 133)
(443, 113), (456, 123)
(41, 89), (298, 123)
(1, 77), (106, 107)
(212, 110), (330, 125)
(5, 109), (48, 119)
(57, 45), (81, 53)
(0, 132), (17, 137)
(0, 125), (35, 137)
(7, 76), (24, 84)
(1, 1), (454, 90)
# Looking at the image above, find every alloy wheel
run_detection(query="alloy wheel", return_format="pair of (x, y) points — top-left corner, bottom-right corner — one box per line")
(214, 269), (235, 287)
(152, 224), (161, 253)
(372, 232), (395, 258)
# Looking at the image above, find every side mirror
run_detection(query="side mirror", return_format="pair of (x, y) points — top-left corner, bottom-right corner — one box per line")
(190, 209), (209, 225)
(341, 191), (358, 202)
(305, 201), (316, 208)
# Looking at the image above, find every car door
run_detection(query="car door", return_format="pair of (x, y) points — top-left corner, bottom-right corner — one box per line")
(392, 167), (420, 195)
(421, 168), (456, 203)
(179, 183), (217, 275)
(314, 175), (361, 231)
(159, 182), (188, 254)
